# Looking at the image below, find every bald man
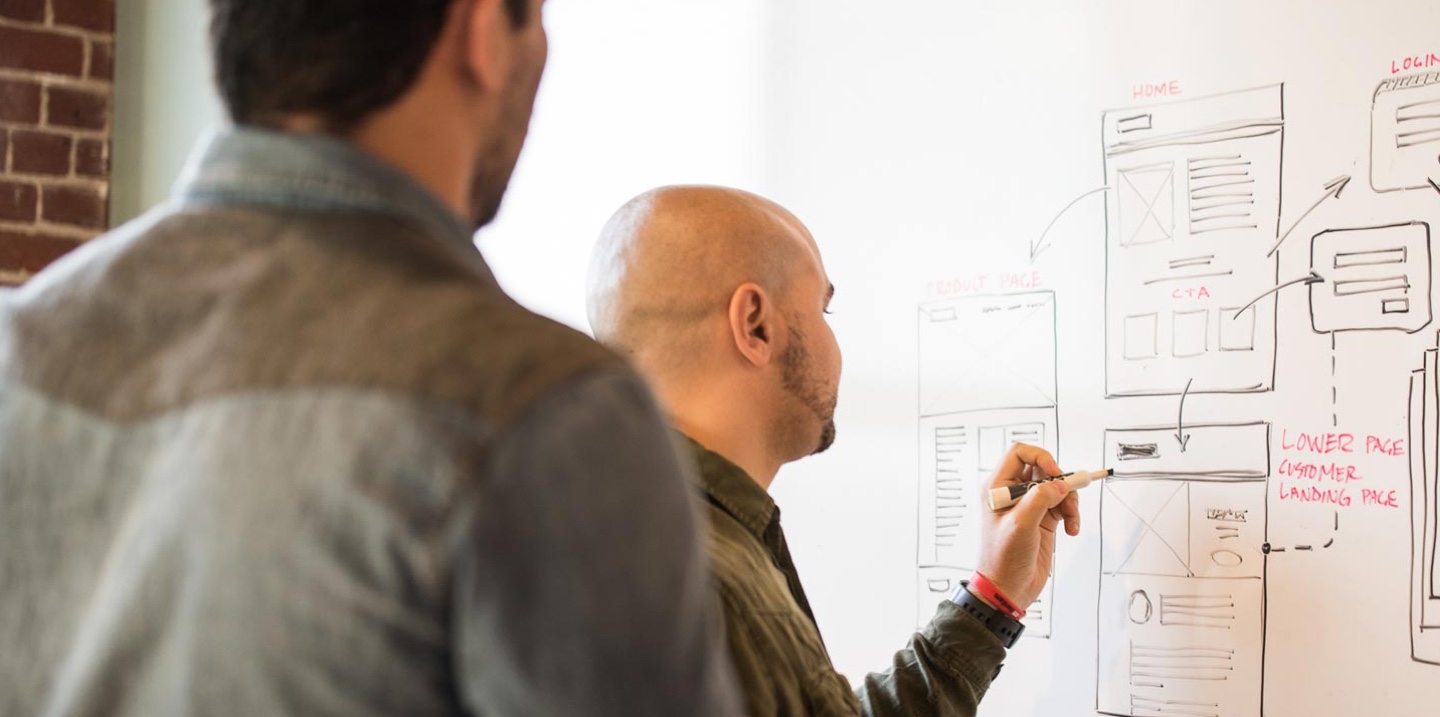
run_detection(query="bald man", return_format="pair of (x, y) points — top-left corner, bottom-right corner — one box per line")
(587, 185), (1082, 717)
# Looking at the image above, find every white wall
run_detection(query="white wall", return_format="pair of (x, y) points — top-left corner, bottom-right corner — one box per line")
(111, 0), (221, 226)
(477, 0), (773, 328)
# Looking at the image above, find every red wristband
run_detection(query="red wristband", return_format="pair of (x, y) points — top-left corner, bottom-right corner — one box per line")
(970, 572), (1026, 620)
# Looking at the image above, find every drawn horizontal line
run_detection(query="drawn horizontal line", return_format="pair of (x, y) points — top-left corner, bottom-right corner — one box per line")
(1192, 211), (1254, 223)
(1188, 189), (1256, 201)
(1192, 223), (1258, 235)
(1186, 167), (1255, 179)
(1168, 254), (1215, 269)
(1397, 131), (1440, 149)
(1188, 177), (1255, 193)
(1107, 120), (1283, 155)
(1333, 276), (1410, 296)
(1335, 247), (1407, 268)
(1143, 270), (1235, 285)
(1190, 198), (1255, 213)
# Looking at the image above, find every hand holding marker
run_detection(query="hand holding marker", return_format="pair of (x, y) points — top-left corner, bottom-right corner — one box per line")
(989, 468), (1113, 511)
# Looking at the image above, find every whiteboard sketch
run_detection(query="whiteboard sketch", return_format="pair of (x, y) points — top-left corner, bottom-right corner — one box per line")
(1309, 222), (1432, 334)
(1097, 424), (1270, 717)
(1408, 345), (1440, 665)
(1371, 71), (1440, 193)
(917, 292), (1057, 637)
(1103, 85), (1285, 397)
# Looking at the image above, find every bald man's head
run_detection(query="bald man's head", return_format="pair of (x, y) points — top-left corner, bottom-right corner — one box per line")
(589, 185), (842, 470)
(587, 185), (819, 373)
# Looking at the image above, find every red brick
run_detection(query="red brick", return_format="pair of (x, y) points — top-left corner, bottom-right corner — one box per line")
(11, 129), (73, 176)
(53, 0), (114, 33)
(75, 138), (107, 177)
(88, 39), (113, 80)
(42, 183), (105, 229)
(0, 180), (39, 222)
(0, 230), (84, 274)
(0, 26), (86, 77)
(0, 77), (42, 123)
(0, 0), (45, 23)
(46, 85), (108, 130)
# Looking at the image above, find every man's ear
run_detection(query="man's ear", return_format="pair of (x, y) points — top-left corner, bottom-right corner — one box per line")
(728, 282), (780, 368)
(459, 0), (512, 94)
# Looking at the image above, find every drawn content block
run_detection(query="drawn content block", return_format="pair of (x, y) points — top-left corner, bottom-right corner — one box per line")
(1372, 72), (1440, 192)
(1408, 348), (1440, 665)
(917, 293), (1057, 637)
(1097, 424), (1269, 717)
(1103, 86), (1283, 397)
(1310, 223), (1432, 334)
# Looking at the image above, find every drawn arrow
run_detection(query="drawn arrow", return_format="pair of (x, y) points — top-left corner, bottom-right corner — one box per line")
(1428, 177), (1440, 196)
(1232, 271), (1325, 317)
(1174, 378), (1193, 452)
(1265, 175), (1351, 257)
(1029, 186), (1110, 262)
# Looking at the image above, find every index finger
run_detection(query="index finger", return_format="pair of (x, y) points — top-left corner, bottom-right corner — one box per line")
(989, 443), (1063, 490)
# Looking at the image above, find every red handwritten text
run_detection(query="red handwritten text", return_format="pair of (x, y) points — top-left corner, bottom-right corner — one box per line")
(1134, 80), (1181, 100)
(1393, 53), (1440, 75)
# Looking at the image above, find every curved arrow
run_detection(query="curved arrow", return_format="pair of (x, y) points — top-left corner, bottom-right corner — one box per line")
(1265, 175), (1351, 257)
(1174, 378), (1193, 452)
(1029, 186), (1110, 262)
(1232, 271), (1325, 317)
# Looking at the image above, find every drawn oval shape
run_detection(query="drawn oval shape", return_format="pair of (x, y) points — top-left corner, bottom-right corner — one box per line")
(1211, 549), (1244, 568)
(1128, 590), (1153, 624)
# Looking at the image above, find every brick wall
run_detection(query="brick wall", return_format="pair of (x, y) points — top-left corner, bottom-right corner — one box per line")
(0, 0), (114, 285)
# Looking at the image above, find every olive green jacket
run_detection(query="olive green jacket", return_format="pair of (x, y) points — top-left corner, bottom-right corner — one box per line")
(683, 436), (1008, 717)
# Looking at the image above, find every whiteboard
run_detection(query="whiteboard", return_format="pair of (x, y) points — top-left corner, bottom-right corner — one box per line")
(111, 1), (1440, 715)
(750, 1), (1440, 716)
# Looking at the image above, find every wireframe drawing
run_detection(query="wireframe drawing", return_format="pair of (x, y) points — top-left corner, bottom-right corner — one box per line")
(1310, 222), (1432, 334)
(1371, 71), (1440, 193)
(1103, 85), (1284, 397)
(1097, 423), (1269, 717)
(917, 292), (1057, 637)
(1407, 345), (1440, 665)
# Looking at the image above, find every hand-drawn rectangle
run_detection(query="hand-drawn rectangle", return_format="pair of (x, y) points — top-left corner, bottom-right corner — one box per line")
(1105, 424), (1270, 482)
(1104, 85), (1282, 397)
(919, 293), (1056, 417)
(1098, 576), (1265, 717)
(1125, 313), (1160, 360)
(1311, 222), (1432, 334)
(1371, 71), (1440, 192)
(1408, 347), (1440, 665)
(917, 292), (1060, 639)
(1119, 163), (1176, 247)
(1099, 423), (1269, 716)
(1172, 310), (1209, 358)
(1218, 307), (1256, 351)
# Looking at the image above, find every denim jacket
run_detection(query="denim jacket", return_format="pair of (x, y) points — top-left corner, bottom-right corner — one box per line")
(0, 127), (739, 717)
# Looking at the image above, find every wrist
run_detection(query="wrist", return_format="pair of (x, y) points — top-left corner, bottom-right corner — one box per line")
(947, 578), (1026, 648)
(967, 571), (1027, 620)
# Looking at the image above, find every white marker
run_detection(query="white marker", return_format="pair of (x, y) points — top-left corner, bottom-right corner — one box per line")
(988, 469), (1113, 511)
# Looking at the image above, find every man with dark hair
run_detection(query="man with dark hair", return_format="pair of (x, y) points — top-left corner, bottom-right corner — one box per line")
(588, 185), (1082, 716)
(0, 2), (739, 716)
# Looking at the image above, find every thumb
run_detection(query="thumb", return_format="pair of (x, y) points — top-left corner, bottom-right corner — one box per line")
(1010, 480), (1069, 529)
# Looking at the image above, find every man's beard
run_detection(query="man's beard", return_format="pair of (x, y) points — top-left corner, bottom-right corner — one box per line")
(467, 53), (540, 230)
(781, 325), (838, 455)
(467, 119), (527, 230)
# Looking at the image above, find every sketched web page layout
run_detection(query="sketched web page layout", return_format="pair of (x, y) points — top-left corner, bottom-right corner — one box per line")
(916, 292), (1058, 637)
(1409, 349), (1440, 664)
(1097, 425), (1270, 717)
(1104, 86), (1284, 397)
